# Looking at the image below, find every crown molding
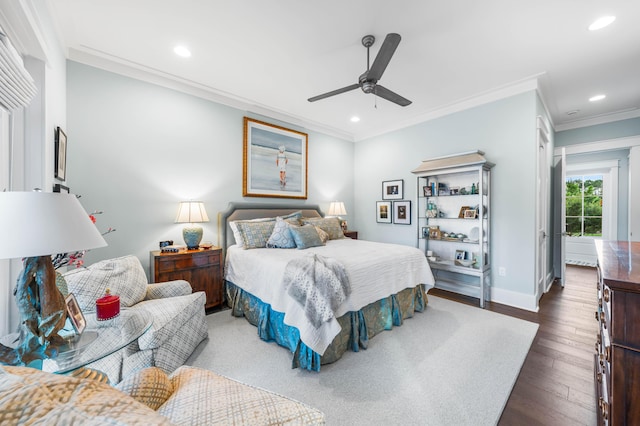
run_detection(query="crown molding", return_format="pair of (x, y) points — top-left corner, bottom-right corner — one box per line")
(554, 108), (640, 132)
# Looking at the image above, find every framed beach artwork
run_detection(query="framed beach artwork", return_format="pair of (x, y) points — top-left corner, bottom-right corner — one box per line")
(243, 117), (308, 199)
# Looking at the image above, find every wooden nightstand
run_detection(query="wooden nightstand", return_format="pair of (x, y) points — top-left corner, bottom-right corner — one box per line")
(343, 230), (358, 239)
(150, 247), (223, 311)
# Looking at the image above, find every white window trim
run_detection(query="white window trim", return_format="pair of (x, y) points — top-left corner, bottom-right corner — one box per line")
(566, 160), (619, 240)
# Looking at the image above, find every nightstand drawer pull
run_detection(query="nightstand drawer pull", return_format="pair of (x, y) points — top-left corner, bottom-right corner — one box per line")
(603, 288), (610, 303)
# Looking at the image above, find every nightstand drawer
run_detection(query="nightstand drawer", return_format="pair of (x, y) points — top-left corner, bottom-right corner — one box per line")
(157, 251), (220, 272)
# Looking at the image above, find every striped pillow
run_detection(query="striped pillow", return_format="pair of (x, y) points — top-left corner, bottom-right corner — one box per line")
(301, 217), (344, 240)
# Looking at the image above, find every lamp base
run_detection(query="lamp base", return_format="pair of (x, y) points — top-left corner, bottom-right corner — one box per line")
(0, 256), (67, 366)
(183, 225), (203, 250)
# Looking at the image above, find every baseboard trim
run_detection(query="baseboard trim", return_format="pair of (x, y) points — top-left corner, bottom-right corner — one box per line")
(490, 286), (539, 312)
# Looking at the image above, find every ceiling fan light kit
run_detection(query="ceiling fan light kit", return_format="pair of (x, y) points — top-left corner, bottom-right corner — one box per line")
(308, 33), (412, 107)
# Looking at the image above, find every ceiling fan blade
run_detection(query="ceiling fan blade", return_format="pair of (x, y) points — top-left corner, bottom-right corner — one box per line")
(374, 85), (412, 107)
(308, 83), (360, 102)
(367, 33), (401, 81)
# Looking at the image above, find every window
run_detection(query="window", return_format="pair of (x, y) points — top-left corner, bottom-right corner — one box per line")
(565, 174), (603, 237)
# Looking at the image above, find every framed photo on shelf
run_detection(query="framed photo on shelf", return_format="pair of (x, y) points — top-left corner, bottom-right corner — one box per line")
(54, 127), (67, 181)
(382, 179), (403, 200)
(464, 208), (478, 219)
(458, 206), (472, 218)
(423, 186), (432, 197)
(65, 293), (86, 335)
(393, 200), (411, 225)
(455, 250), (466, 260)
(242, 117), (308, 199)
(376, 201), (392, 223)
(421, 227), (429, 238)
(428, 226), (441, 239)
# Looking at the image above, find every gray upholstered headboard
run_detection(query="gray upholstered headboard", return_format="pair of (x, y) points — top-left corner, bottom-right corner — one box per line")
(217, 202), (324, 258)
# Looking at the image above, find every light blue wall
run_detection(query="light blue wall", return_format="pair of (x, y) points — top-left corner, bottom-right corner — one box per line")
(66, 61), (354, 274)
(353, 91), (539, 298)
(555, 117), (640, 146)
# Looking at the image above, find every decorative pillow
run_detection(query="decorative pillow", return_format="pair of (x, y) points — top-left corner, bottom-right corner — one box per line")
(116, 367), (174, 411)
(289, 224), (325, 249)
(267, 217), (296, 248)
(0, 366), (172, 425)
(235, 220), (276, 249)
(63, 255), (148, 312)
(314, 226), (329, 243)
(301, 217), (345, 240)
(231, 211), (302, 249)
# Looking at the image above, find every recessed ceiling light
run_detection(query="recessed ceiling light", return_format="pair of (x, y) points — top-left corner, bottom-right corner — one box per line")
(350, 116), (360, 123)
(174, 45), (192, 58)
(589, 94), (606, 102)
(589, 16), (616, 31)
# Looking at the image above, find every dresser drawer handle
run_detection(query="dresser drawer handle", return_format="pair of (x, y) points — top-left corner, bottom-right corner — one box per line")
(605, 345), (610, 362)
(599, 311), (606, 328)
(601, 399), (609, 421)
(596, 372), (602, 383)
(603, 288), (610, 303)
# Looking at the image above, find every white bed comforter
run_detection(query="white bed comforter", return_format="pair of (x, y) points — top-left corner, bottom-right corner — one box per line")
(225, 238), (435, 355)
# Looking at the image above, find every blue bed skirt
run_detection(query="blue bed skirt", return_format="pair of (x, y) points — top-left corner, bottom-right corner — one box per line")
(225, 281), (428, 371)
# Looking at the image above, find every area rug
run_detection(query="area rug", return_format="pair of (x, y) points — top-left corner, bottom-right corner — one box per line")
(186, 295), (538, 425)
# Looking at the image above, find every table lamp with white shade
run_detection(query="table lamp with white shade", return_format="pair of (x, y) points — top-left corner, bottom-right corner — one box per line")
(327, 201), (348, 231)
(0, 191), (107, 366)
(175, 201), (209, 250)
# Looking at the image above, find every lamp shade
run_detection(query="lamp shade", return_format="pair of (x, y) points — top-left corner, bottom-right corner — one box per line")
(327, 201), (347, 217)
(175, 201), (209, 224)
(0, 192), (108, 259)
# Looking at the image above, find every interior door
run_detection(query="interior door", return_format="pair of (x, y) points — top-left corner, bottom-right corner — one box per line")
(536, 124), (549, 298)
(553, 148), (567, 287)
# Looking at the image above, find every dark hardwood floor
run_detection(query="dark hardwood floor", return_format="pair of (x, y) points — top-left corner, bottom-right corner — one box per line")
(429, 265), (598, 426)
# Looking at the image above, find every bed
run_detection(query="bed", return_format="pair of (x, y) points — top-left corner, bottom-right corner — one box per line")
(219, 202), (435, 371)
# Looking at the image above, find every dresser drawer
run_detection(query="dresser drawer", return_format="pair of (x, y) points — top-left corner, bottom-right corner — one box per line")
(157, 251), (220, 272)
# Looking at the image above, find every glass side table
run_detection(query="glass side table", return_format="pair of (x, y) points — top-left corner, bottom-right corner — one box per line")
(1, 309), (151, 375)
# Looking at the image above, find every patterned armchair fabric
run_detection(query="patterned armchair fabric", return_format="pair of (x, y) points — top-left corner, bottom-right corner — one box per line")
(0, 365), (325, 425)
(63, 255), (208, 384)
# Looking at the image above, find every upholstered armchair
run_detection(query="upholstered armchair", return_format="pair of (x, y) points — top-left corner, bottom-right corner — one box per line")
(62, 255), (208, 384)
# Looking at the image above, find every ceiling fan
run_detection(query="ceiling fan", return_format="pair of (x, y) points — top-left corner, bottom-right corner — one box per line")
(308, 33), (411, 107)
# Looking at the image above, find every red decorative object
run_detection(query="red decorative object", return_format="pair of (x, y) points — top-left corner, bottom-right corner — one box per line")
(96, 288), (120, 321)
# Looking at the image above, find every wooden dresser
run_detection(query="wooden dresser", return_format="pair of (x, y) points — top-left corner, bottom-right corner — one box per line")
(150, 247), (223, 311)
(594, 240), (640, 425)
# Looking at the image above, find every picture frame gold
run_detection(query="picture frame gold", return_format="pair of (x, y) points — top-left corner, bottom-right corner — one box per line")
(243, 117), (308, 199)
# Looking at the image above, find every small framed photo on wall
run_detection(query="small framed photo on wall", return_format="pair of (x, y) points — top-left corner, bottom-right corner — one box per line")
(382, 179), (403, 200)
(393, 200), (411, 225)
(376, 201), (392, 223)
(55, 127), (67, 181)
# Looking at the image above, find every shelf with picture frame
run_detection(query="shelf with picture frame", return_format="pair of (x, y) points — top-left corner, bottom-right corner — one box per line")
(412, 151), (493, 308)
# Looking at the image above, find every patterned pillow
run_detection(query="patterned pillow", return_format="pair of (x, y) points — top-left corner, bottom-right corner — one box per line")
(0, 366), (172, 425)
(314, 226), (329, 243)
(301, 217), (345, 240)
(116, 367), (174, 410)
(289, 224), (324, 249)
(231, 211), (302, 249)
(267, 217), (296, 248)
(63, 255), (148, 312)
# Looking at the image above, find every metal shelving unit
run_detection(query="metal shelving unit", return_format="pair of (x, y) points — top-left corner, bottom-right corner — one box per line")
(412, 151), (494, 307)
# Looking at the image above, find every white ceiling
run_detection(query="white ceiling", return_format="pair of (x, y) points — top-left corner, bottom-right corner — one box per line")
(46, 0), (640, 141)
